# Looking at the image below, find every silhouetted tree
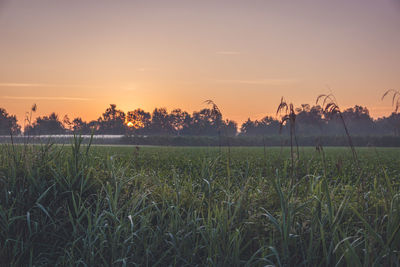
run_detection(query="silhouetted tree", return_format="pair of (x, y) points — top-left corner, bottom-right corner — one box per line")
(71, 117), (92, 134)
(10, 100), (400, 138)
(97, 104), (126, 134)
(375, 113), (400, 136)
(240, 116), (280, 135)
(170, 109), (191, 135)
(0, 108), (21, 135)
(257, 116), (280, 135)
(189, 108), (222, 136)
(222, 119), (238, 136)
(341, 105), (375, 135)
(150, 108), (173, 135)
(295, 105), (325, 135)
(88, 120), (100, 133)
(240, 118), (257, 135)
(24, 113), (66, 135)
(126, 108), (151, 134)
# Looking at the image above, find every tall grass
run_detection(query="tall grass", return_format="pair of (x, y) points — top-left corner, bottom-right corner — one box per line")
(317, 94), (359, 166)
(277, 97), (299, 174)
(0, 139), (399, 265)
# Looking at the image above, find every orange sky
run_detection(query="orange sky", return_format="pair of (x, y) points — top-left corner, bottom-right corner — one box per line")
(1, 0), (400, 126)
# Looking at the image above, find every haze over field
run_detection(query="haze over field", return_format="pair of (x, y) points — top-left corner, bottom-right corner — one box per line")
(0, 0), (400, 125)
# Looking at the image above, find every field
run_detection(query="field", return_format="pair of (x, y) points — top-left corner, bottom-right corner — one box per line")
(1, 139), (400, 266)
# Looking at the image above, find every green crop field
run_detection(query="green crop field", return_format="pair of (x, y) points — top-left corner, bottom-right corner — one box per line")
(1, 138), (400, 266)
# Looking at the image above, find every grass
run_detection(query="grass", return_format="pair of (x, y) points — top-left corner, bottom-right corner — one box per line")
(1, 137), (400, 266)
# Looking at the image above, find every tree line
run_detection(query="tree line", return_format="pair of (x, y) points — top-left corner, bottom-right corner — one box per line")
(1, 103), (400, 136)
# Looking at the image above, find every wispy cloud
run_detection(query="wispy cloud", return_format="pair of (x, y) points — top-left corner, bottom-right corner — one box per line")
(0, 83), (104, 89)
(0, 83), (52, 87)
(1, 96), (91, 101)
(216, 79), (297, 85)
(216, 51), (241, 55)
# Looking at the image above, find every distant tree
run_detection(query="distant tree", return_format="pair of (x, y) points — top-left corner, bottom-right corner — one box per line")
(24, 113), (66, 135)
(222, 119), (238, 136)
(240, 118), (257, 135)
(295, 105), (325, 135)
(240, 116), (280, 136)
(88, 120), (100, 133)
(257, 116), (280, 135)
(170, 109), (191, 135)
(150, 108), (173, 135)
(190, 108), (221, 136)
(126, 108), (151, 133)
(71, 117), (92, 134)
(184, 100), (225, 136)
(0, 108), (21, 135)
(97, 104), (126, 134)
(376, 113), (400, 136)
(340, 105), (375, 135)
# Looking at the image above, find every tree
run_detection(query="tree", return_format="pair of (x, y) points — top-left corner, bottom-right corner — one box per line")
(257, 116), (280, 135)
(341, 105), (374, 135)
(97, 104), (126, 134)
(71, 117), (93, 134)
(170, 109), (191, 135)
(0, 108), (21, 135)
(88, 120), (100, 133)
(240, 116), (280, 136)
(376, 113), (400, 136)
(126, 108), (151, 133)
(150, 108), (172, 135)
(24, 113), (66, 135)
(190, 108), (220, 136)
(295, 105), (325, 135)
(240, 118), (257, 135)
(222, 119), (237, 136)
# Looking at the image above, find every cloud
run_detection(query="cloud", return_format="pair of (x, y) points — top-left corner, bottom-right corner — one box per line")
(0, 83), (104, 89)
(1, 96), (91, 101)
(216, 51), (241, 55)
(216, 79), (297, 86)
(0, 83), (51, 87)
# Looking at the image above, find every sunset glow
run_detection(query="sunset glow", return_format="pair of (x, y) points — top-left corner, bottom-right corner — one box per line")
(1, 0), (400, 126)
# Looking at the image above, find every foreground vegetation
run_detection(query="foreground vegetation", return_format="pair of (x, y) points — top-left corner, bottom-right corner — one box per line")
(1, 139), (400, 266)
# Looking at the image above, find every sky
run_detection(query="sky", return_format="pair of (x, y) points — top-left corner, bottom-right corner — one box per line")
(1, 0), (400, 126)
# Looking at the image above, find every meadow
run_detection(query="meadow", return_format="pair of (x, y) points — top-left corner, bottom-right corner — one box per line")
(1, 138), (400, 266)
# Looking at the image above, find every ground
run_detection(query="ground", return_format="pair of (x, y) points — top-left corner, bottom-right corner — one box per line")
(1, 143), (400, 266)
